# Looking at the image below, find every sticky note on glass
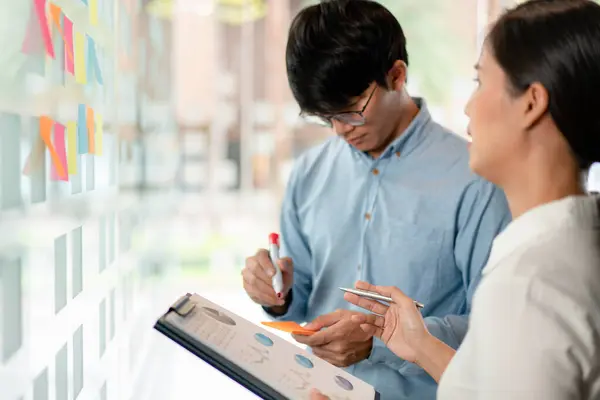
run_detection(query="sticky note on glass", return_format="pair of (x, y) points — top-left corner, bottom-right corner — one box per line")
(40, 116), (67, 181)
(77, 104), (88, 154)
(87, 36), (103, 85)
(74, 31), (87, 84)
(63, 17), (75, 75)
(34, 0), (55, 58)
(86, 106), (95, 154)
(261, 321), (316, 336)
(22, 1), (44, 55)
(89, 0), (98, 25)
(51, 122), (69, 181)
(67, 121), (77, 174)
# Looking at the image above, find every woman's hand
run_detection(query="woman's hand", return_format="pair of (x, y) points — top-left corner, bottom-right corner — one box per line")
(344, 281), (430, 363)
(309, 389), (329, 400)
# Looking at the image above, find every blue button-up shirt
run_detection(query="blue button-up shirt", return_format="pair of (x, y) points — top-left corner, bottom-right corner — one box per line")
(270, 99), (511, 399)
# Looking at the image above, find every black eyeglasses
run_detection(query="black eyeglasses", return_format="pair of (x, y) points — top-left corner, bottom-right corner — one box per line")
(300, 85), (377, 128)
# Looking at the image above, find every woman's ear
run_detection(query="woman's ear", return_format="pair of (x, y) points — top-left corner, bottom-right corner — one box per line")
(389, 60), (407, 91)
(521, 82), (549, 130)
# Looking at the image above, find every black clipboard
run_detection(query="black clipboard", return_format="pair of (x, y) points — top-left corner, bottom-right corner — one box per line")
(154, 293), (380, 400)
(154, 293), (287, 400)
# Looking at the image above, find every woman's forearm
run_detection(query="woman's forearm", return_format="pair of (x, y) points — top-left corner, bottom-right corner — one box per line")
(414, 335), (456, 382)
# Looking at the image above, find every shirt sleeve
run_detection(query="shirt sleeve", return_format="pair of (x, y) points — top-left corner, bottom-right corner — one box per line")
(439, 276), (586, 400)
(262, 160), (313, 322)
(369, 179), (511, 372)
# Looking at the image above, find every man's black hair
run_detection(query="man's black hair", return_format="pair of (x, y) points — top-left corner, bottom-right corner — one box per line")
(286, 0), (408, 114)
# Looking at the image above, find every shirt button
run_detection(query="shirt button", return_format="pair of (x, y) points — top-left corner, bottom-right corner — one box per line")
(372, 168), (379, 175)
(395, 151), (401, 157)
(365, 213), (371, 220)
(358, 264), (362, 271)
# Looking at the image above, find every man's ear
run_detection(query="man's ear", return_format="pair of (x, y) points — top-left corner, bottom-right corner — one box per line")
(521, 82), (549, 131)
(388, 60), (407, 91)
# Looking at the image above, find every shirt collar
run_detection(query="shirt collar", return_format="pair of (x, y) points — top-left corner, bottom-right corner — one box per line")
(348, 97), (432, 160)
(483, 195), (600, 275)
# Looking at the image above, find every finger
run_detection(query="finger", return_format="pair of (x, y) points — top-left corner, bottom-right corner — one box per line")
(344, 292), (389, 315)
(360, 323), (384, 339)
(354, 281), (393, 298)
(242, 269), (282, 305)
(304, 309), (344, 330)
(292, 328), (333, 347)
(245, 255), (274, 286)
(255, 249), (276, 277)
(355, 281), (414, 306)
(278, 257), (293, 273)
(310, 389), (330, 400)
(351, 313), (384, 328)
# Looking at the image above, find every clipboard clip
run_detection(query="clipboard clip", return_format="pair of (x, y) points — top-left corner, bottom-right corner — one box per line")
(169, 293), (196, 317)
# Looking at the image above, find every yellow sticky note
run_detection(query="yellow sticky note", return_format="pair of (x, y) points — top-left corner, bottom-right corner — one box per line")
(67, 121), (78, 174)
(89, 0), (98, 25)
(95, 113), (103, 155)
(74, 32), (87, 84)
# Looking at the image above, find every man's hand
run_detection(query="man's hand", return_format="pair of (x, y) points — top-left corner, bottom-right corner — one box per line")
(292, 309), (373, 368)
(242, 249), (293, 309)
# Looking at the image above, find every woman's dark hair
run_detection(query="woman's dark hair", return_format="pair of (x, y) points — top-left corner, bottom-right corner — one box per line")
(488, 0), (600, 169)
(285, 0), (408, 114)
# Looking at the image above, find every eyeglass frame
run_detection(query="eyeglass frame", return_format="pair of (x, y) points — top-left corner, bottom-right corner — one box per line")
(300, 85), (378, 128)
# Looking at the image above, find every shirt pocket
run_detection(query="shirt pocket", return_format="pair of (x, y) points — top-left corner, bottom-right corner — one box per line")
(383, 219), (447, 277)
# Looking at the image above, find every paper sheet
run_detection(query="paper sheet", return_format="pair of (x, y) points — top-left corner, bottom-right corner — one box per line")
(163, 294), (377, 400)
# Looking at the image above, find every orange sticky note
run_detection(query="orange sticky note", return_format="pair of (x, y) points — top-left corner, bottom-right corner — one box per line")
(50, 122), (69, 181)
(49, 4), (74, 71)
(261, 321), (316, 336)
(86, 107), (95, 154)
(39, 116), (67, 180)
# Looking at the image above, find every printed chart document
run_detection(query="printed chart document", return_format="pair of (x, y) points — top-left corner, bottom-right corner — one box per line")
(154, 293), (380, 400)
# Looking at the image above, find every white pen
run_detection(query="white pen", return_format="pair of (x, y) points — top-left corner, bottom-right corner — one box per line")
(340, 287), (424, 309)
(269, 233), (284, 298)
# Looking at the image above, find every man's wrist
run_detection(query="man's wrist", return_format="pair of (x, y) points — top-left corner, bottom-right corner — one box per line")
(264, 289), (293, 316)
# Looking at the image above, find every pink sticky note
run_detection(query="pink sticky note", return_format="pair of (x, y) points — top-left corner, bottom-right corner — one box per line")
(34, 0), (55, 58)
(50, 122), (69, 181)
(64, 16), (74, 74)
(22, 3), (44, 54)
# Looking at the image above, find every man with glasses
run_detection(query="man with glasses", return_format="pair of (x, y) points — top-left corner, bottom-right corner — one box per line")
(241, 1), (511, 398)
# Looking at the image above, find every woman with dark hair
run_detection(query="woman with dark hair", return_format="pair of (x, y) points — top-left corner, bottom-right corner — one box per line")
(310, 0), (600, 398)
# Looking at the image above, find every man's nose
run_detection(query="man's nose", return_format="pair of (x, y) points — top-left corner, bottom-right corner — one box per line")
(332, 119), (355, 136)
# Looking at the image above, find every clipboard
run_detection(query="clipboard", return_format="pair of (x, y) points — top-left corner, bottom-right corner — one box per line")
(154, 293), (380, 400)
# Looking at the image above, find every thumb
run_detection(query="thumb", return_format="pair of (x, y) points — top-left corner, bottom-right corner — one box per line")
(278, 257), (293, 273)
